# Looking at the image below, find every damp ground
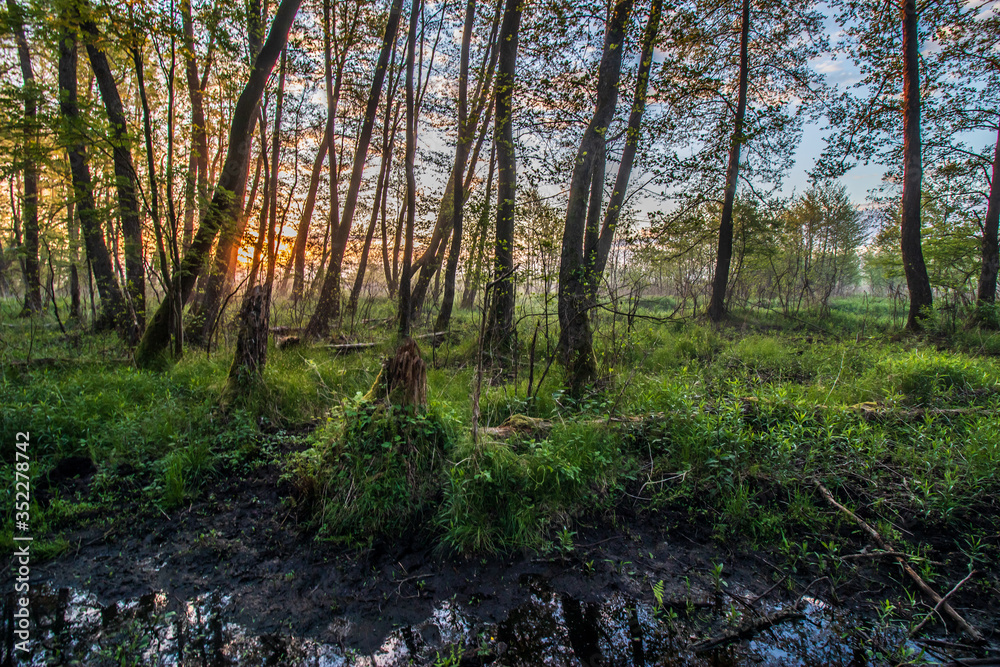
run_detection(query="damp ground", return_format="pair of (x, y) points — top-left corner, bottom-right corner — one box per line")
(2, 431), (998, 666)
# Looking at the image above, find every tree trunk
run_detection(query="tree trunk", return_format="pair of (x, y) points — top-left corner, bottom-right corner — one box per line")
(706, 0), (750, 323)
(391, 199), (406, 297)
(181, 0), (212, 252)
(285, 125), (330, 301)
(135, 0), (303, 368)
(409, 171), (456, 311)
(348, 121), (397, 314)
(484, 0), (523, 351)
(133, 42), (172, 301)
(436, 0), (482, 331)
(556, 0), (633, 390)
(227, 48), (286, 396)
(398, 0), (422, 338)
(900, 0), (932, 330)
(349, 42), (401, 314)
(975, 121), (1000, 325)
(307, 0), (404, 339)
(185, 148), (262, 347)
(82, 15), (146, 327)
(461, 141), (496, 310)
(7, 0), (41, 316)
(58, 23), (133, 336)
(409, 6), (500, 317)
(594, 0), (661, 280)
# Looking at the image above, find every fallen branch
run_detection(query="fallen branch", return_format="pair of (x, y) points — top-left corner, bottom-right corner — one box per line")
(691, 609), (804, 653)
(910, 569), (977, 637)
(917, 639), (998, 653)
(815, 482), (984, 644)
(838, 550), (909, 561)
(324, 342), (379, 353)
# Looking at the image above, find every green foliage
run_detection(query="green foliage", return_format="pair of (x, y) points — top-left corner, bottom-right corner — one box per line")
(876, 349), (998, 404)
(289, 396), (454, 546)
(439, 422), (624, 553)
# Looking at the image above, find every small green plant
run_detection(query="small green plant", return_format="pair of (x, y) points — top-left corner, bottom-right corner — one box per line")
(434, 644), (463, 667)
(652, 579), (665, 608)
(709, 562), (727, 593)
(556, 526), (576, 554)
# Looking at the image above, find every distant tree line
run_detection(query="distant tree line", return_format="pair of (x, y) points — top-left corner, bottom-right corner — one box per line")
(0, 0), (997, 394)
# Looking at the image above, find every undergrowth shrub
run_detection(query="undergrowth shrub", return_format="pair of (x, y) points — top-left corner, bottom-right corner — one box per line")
(728, 336), (812, 382)
(439, 422), (624, 553)
(289, 396), (454, 546)
(875, 350), (998, 404)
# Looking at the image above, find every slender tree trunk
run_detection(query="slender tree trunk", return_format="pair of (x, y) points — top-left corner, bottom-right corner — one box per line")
(181, 0), (211, 251)
(410, 96), (495, 316)
(306, 0), (404, 338)
(182, 2), (269, 347)
(556, 0), (633, 389)
(484, 0), (523, 350)
(409, 4), (500, 316)
(348, 113), (397, 313)
(975, 121), (1000, 325)
(461, 141), (496, 310)
(135, 0), (304, 367)
(380, 112), (404, 296)
(7, 0), (41, 315)
(284, 125), (329, 301)
(133, 41), (171, 299)
(185, 145), (262, 346)
(58, 22), (132, 335)
(228, 48), (286, 396)
(391, 199), (406, 296)
(68, 199), (81, 319)
(900, 0), (932, 330)
(398, 0), (422, 338)
(348, 42), (401, 313)
(594, 0), (660, 280)
(82, 15), (146, 327)
(409, 172), (456, 310)
(435, 0), (474, 335)
(706, 0), (750, 323)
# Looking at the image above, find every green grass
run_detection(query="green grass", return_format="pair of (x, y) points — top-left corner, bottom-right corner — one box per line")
(2, 293), (1000, 561)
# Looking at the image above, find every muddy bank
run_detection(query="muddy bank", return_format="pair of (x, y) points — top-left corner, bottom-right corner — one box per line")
(3, 437), (999, 665)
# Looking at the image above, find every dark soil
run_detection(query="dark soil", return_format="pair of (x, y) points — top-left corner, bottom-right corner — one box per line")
(5, 431), (1000, 665)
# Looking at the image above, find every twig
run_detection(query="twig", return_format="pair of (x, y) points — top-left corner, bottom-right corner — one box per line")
(395, 573), (435, 596)
(750, 576), (788, 604)
(691, 609), (804, 653)
(815, 482), (984, 644)
(917, 639), (997, 653)
(910, 569), (977, 637)
(839, 550), (909, 560)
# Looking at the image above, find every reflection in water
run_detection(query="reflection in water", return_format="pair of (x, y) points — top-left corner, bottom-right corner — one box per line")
(1, 577), (923, 666)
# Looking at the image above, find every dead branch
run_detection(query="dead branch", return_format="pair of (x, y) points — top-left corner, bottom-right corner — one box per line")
(815, 482), (984, 644)
(910, 569), (977, 637)
(690, 609), (804, 653)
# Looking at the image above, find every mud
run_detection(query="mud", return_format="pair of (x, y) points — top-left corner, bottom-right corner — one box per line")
(3, 435), (998, 665)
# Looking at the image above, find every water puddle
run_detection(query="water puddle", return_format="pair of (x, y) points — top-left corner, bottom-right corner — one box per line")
(1, 575), (928, 666)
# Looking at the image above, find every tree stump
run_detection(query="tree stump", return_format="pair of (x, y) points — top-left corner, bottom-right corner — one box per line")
(367, 337), (428, 408)
(226, 284), (271, 394)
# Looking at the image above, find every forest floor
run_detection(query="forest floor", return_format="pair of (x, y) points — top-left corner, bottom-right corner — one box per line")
(3, 295), (1000, 664)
